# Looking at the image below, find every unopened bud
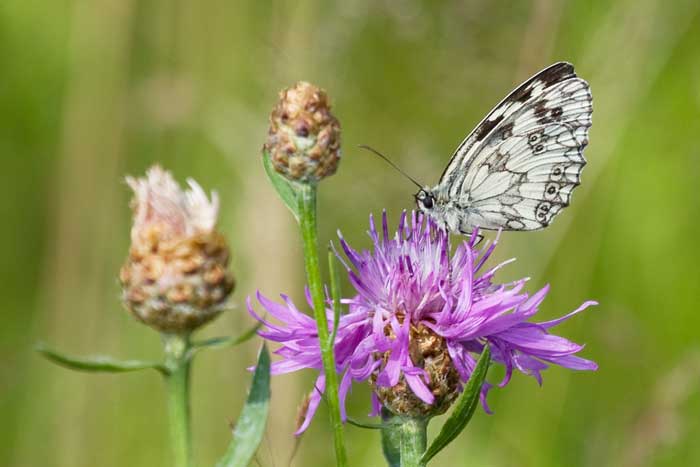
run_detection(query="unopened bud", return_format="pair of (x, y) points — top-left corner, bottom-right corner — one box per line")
(264, 81), (341, 183)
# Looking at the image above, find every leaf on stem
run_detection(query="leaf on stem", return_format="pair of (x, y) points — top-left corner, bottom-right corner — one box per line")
(421, 344), (491, 464)
(188, 322), (262, 359)
(262, 150), (300, 220)
(327, 248), (342, 345)
(347, 417), (392, 430)
(36, 343), (167, 375)
(216, 344), (271, 467)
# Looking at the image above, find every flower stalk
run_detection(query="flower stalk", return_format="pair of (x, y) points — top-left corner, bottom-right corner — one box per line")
(163, 333), (193, 467)
(399, 417), (428, 467)
(297, 183), (348, 466)
(380, 409), (428, 467)
(380, 409), (401, 467)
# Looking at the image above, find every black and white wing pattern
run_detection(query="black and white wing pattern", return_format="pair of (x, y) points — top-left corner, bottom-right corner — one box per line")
(424, 62), (592, 233)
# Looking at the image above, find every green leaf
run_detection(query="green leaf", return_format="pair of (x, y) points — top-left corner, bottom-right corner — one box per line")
(36, 343), (167, 375)
(187, 322), (262, 359)
(421, 345), (491, 464)
(327, 248), (342, 345)
(216, 344), (271, 467)
(346, 416), (401, 430)
(262, 150), (300, 220)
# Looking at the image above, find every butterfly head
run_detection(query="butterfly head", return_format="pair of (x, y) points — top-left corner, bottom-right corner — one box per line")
(415, 189), (435, 211)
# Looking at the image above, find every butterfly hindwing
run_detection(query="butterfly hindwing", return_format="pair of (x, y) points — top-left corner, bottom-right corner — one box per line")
(432, 62), (592, 233)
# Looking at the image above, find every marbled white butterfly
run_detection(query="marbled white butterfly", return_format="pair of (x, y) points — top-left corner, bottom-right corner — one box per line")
(415, 62), (592, 234)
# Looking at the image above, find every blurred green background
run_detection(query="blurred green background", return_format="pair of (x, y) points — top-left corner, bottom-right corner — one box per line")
(3, 0), (700, 466)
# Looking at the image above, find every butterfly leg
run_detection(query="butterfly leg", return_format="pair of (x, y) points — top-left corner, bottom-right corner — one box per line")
(458, 226), (485, 245)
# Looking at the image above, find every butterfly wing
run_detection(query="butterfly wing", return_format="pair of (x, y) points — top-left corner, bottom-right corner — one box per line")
(436, 62), (592, 232)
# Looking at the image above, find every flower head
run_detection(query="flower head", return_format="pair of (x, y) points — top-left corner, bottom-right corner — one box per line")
(264, 81), (341, 183)
(120, 166), (234, 333)
(249, 211), (596, 432)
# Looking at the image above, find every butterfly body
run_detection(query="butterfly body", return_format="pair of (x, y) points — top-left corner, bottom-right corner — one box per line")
(416, 187), (472, 233)
(416, 62), (592, 234)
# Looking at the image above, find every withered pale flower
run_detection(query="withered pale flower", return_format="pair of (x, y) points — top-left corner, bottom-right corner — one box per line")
(120, 166), (234, 334)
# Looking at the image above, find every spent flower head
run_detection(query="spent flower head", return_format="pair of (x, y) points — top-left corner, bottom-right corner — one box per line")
(120, 166), (234, 334)
(249, 211), (596, 432)
(264, 81), (341, 183)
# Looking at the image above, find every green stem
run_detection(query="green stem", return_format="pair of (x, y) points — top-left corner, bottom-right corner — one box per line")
(163, 333), (193, 467)
(399, 418), (428, 467)
(381, 410), (428, 467)
(380, 409), (401, 467)
(297, 183), (348, 466)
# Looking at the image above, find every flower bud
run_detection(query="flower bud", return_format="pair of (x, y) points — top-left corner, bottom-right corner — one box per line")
(371, 323), (460, 418)
(264, 81), (341, 183)
(119, 166), (234, 334)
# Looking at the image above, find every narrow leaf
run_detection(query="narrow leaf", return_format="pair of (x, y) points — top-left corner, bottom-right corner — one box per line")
(216, 344), (271, 467)
(346, 416), (401, 430)
(36, 343), (166, 375)
(421, 345), (491, 464)
(188, 322), (262, 359)
(262, 151), (300, 220)
(327, 248), (342, 345)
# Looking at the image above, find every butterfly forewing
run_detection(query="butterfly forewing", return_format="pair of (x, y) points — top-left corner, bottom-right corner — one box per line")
(430, 62), (592, 233)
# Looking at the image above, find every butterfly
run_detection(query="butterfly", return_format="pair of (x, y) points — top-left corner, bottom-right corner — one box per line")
(414, 62), (592, 234)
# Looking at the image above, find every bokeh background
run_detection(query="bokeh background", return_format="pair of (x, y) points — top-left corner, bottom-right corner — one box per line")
(3, 0), (700, 466)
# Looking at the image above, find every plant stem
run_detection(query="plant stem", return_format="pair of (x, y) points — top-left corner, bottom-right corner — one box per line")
(380, 409), (401, 467)
(163, 333), (193, 467)
(381, 410), (428, 467)
(297, 183), (348, 466)
(399, 417), (428, 467)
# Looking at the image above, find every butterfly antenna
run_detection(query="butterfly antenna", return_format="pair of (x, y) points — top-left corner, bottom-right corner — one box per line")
(358, 145), (423, 189)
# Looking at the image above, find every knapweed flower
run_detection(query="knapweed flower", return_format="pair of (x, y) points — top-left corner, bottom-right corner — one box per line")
(120, 166), (234, 334)
(264, 81), (341, 183)
(249, 211), (596, 432)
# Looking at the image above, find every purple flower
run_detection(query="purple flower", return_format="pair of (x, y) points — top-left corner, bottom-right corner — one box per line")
(248, 211), (596, 433)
